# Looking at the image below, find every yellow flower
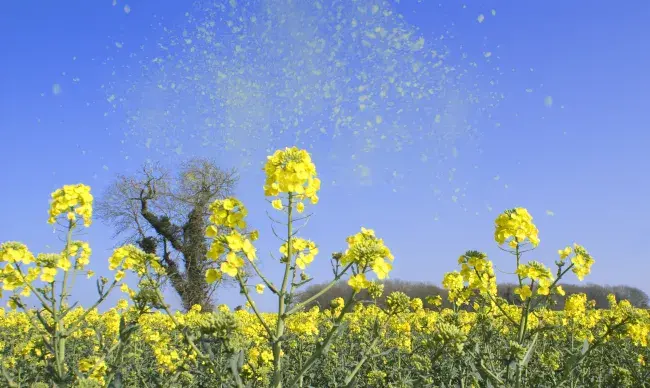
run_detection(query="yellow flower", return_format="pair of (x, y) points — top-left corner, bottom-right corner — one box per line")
(555, 285), (565, 296)
(348, 273), (370, 292)
(296, 202), (305, 213)
(221, 253), (244, 277)
(116, 299), (129, 310)
(558, 246), (571, 259)
(514, 285), (532, 301)
(255, 284), (265, 294)
(205, 268), (222, 284)
(40, 267), (57, 283)
(272, 199), (283, 210)
(87, 270), (95, 279)
(115, 270), (125, 281)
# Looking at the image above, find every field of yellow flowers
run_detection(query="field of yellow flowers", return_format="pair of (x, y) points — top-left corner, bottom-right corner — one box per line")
(1, 147), (649, 387)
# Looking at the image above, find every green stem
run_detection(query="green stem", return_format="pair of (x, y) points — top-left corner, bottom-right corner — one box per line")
(286, 263), (353, 315)
(236, 273), (274, 340)
(271, 193), (294, 388)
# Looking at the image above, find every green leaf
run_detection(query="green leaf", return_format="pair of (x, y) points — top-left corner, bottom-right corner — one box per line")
(521, 332), (539, 367)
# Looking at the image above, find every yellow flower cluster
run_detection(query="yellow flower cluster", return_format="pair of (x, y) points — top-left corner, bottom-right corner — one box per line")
(48, 184), (93, 226)
(280, 238), (318, 270)
(443, 252), (497, 305)
(263, 146), (321, 206)
(442, 271), (466, 304)
(0, 242), (34, 265)
(207, 197), (247, 230)
(206, 231), (257, 279)
(570, 244), (595, 281)
(564, 293), (587, 319)
(205, 197), (259, 281)
(67, 241), (92, 270)
(494, 208), (540, 248)
(340, 227), (394, 292)
(514, 261), (557, 300)
(108, 245), (164, 277)
(0, 243), (95, 294)
(78, 357), (107, 385)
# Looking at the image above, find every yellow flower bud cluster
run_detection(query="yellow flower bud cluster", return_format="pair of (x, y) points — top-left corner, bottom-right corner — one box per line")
(341, 227), (393, 292)
(0, 243), (87, 295)
(205, 197), (258, 282)
(65, 241), (92, 271)
(108, 245), (163, 277)
(207, 198), (247, 231)
(494, 208), (540, 248)
(279, 238), (318, 270)
(206, 231), (257, 279)
(78, 357), (107, 385)
(442, 271), (467, 305)
(263, 147), (321, 207)
(564, 293), (587, 319)
(0, 243), (34, 266)
(48, 184), (93, 227)
(458, 251), (497, 298)
(570, 244), (595, 281)
(443, 252), (497, 306)
(514, 261), (555, 300)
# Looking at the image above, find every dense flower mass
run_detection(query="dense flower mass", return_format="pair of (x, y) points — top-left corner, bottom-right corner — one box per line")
(207, 197), (248, 230)
(263, 146), (321, 206)
(1, 154), (646, 388)
(48, 183), (93, 226)
(0, 295), (647, 387)
(494, 207), (540, 248)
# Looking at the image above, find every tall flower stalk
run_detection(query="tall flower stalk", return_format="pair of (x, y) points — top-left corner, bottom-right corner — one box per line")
(203, 146), (395, 387)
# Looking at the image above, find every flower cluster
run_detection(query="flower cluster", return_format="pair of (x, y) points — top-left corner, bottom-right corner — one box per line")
(207, 198), (248, 230)
(108, 245), (164, 277)
(48, 184), (93, 226)
(206, 231), (257, 279)
(0, 242), (35, 266)
(443, 251), (497, 305)
(340, 227), (394, 292)
(263, 146), (321, 207)
(571, 244), (595, 281)
(205, 197), (258, 281)
(280, 238), (318, 269)
(494, 207), (540, 248)
(514, 261), (559, 300)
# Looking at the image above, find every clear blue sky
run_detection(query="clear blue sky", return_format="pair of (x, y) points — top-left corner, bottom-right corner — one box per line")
(1, 1), (649, 311)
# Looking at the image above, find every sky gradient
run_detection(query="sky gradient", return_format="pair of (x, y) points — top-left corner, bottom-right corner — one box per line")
(1, 0), (649, 311)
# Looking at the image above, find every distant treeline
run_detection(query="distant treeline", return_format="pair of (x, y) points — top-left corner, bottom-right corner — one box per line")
(293, 279), (649, 310)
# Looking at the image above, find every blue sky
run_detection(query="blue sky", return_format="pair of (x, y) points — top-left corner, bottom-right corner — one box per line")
(1, 1), (649, 311)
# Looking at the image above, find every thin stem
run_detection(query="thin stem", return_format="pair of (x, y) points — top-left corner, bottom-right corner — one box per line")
(286, 263), (353, 315)
(236, 272), (274, 340)
(271, 193), (294, 388)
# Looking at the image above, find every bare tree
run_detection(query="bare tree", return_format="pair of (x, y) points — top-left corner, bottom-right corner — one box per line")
(96, 158), (238, 311)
